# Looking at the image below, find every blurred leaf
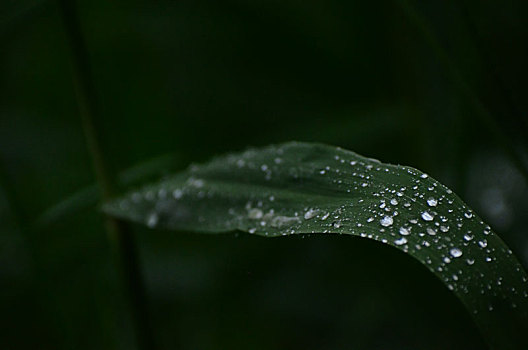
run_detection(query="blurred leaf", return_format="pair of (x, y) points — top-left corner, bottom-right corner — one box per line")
(35, 153), (180, 228)
(105, 141), (528, 349)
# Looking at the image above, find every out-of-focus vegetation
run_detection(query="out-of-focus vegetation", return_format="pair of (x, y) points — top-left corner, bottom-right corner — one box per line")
(1, 0), (527, 349)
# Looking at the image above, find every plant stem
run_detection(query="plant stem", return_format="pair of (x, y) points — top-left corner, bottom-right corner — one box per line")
(397, 0), (528, 184)
(57, 1), (156, 349)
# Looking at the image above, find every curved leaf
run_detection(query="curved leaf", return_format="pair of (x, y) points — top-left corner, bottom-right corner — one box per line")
(104, 142), (528, 349)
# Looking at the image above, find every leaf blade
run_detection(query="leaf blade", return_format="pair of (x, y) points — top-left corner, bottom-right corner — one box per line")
(104, 141), (528, 349)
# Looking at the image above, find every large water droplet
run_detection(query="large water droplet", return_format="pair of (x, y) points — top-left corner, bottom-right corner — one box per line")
(399, 227), (410, 236)
(394, 237), (407, 246)
(450, 248), (463, 258)
(248, 208), (263, 219)
(463, 234), (473, 241)
(421, 211), (434, 221)
(304, 208), (318, 220)
(427, 198), (438, 207)
(380, 216), (394, 227)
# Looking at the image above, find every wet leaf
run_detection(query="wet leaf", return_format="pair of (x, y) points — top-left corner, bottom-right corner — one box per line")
(104, 142), (528, 349)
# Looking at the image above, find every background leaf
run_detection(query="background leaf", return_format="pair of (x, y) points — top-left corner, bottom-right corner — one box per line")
(106, 141), (528, 349)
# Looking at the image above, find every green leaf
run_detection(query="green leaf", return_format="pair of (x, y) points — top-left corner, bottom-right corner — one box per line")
(104, 141), (528, 349)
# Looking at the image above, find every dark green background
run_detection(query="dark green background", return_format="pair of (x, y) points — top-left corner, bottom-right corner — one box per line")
(1, 0), (527, 349)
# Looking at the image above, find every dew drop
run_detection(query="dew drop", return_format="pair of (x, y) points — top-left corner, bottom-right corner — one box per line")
(399, 227), (410, 236)
(304, 208), (318, 220)
(421, 211), (434, 221)
(380, 216), (394, 227)
(463, 234), (473, 241)
(394, 237), (407, 246)
(248, 208), (263, 219)
(147, 213), (158, 228)
(427, 198), (438, 207)
(450, 248), (463, 258)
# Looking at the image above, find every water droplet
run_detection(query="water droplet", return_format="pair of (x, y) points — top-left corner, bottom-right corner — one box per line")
(465, 211), (473, 219)
(450, 248), (463, 258)
(463, 234), (473, 241)
(478, 240), (488, 248)
(420, 174), (428, 179)
(390, 198), (398, 205)
(172, 189), (183, 199)
(248, 208), (263, 219)
(399, 227), (410, 236)
(394, 237), (407, 246)
(189, 178), (204, 188)
(421, 211), (434, 221)
(321, 213), (330, 220)
(380, 216), (394, 227)
(427, 198), (438, 207)
(426, 228), (436, 236)
(466, 259), (475, 265)
(147, 213), (158, 228)
(304, 208), (318, 220)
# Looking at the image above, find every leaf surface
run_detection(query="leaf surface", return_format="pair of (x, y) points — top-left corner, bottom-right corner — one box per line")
(104, 142), (528, 349)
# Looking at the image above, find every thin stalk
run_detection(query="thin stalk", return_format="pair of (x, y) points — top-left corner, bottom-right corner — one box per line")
(0, 159), (71, 348)
(57, 1), (156, 349)
(397, 0), (528, 184)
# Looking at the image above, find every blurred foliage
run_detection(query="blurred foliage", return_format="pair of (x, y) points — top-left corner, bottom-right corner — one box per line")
(0, 0), (527, 349)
